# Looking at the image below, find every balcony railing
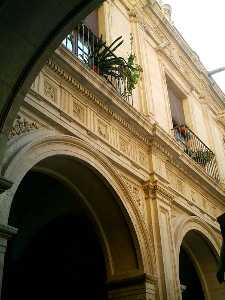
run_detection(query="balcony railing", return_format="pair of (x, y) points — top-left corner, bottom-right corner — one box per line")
(62, 24), (133, 105)
(172, 125), (220, 181)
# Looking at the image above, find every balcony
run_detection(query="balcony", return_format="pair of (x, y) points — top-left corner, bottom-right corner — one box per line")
(62, 24), (133, 105)
(172, 125), (220, 181)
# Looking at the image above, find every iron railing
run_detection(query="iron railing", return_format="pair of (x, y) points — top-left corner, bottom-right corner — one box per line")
(62, 24), (133, 105)
(172, 125), (220, 181)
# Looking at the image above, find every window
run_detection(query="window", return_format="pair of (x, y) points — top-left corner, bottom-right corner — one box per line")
(166, 77), (186, 128)
(62, 9), (99, 64)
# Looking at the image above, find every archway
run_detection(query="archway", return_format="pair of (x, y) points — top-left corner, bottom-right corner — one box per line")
(1, 146), (147, 299)
(179, 230), (225, 300)
(2, 170), (108, 299)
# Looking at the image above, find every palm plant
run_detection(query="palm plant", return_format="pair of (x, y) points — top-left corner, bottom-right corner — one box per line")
(90, 35), (126, 77)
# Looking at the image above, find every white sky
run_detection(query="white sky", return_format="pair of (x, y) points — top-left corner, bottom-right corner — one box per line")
(166, 0), (225, 93)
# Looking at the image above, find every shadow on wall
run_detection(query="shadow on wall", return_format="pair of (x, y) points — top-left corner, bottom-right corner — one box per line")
(2, 171), (107, 300)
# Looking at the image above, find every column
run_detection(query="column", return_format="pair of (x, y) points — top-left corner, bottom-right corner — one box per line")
(108, 273), (156, 300)
(0, 224), (17, 297)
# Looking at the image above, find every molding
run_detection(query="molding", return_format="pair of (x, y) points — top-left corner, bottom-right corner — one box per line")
(0, 176), (13, 194)
(0, 223), (17, 239)
(107, 271), (157, 289)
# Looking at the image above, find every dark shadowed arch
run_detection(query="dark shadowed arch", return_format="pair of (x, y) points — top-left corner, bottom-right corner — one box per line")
(2, 154), (144, 299)
(179, 230), (225, 300)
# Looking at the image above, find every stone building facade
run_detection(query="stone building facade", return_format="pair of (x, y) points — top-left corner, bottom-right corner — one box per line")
(0, 0), (225, 299)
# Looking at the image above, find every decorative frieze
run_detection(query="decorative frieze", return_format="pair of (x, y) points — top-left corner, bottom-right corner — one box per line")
(97, 119), (110, 141)
(119, 135), (131, 157)
(43, 79), (56, 103)
(139, 149), (147, 167)
(72, 100), (86, 124)
(46, 58), (152, 145)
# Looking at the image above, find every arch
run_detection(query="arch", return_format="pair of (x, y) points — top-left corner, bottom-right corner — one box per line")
(174, 216), (224, 299)
(0, 0), (103, 133)
(174, 216), (220, 257)
(0, 131), (154, 277)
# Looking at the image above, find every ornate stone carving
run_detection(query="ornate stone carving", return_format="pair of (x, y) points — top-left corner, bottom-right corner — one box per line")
(46, 59), (152, 145)
(72, 101), (85, 123)
(97, 119), (109, 141)
(119, 136), (131, 157)
(176, 178), (184, 194)
(122, 176), (144, 208)
(138, 150), (147, 167)
(8, 116), (39, 139)
(44, 79), (56, 102)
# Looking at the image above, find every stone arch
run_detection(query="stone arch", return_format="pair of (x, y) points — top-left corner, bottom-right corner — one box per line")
(0, 131), (154, 278)
(174, 216), (224, 299)
(174, 216), (220, 257)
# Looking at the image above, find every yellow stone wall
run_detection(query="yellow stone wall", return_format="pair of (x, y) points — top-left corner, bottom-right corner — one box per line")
(2, 1), (225, 299)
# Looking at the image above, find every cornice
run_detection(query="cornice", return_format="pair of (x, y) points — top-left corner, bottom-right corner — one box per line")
(149, 179), (174, 205)
(48, 48), (154, 145)
(146, 177), (220, 230)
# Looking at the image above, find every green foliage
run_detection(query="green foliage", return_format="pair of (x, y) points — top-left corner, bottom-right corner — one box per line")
(185, 148), (214, 166)
(118, 53), (142, 96)
(90, 35), (126, 78)
(90, 35), (142, 96)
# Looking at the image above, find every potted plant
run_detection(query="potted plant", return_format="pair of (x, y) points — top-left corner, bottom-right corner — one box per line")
(84, 33), (142, 97)
(185, 149), (214, 167)
(89, 35), (126, 77)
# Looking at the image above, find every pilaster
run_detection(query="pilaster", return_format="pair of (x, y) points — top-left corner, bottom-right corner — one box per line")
(147, 180), (181, 299)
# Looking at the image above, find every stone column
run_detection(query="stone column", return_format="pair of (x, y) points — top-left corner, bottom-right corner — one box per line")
(107, 273), (156, 300)
(0, 224), (17, 297)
